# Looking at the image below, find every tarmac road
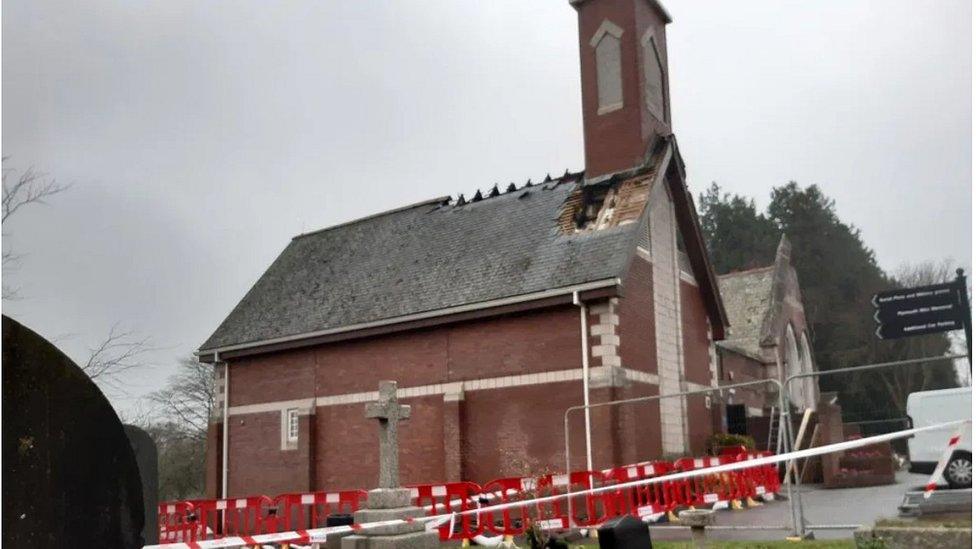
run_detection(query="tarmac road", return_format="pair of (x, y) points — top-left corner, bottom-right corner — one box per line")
(646, 470), (932, 543)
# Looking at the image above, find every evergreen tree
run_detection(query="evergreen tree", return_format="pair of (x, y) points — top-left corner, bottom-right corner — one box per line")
(698, 183), (779, 274)
(698, 182), (960, 422)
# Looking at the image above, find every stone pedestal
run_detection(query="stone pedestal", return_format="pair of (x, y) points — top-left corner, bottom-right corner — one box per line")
(340, 489), (439, 549)
(678, 509), (715, 549)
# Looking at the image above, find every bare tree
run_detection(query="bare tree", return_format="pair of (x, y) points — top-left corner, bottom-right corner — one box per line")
(141, 357), (216, 500)
(148, 356), (216, 440)
(2, 157), (70, 299)
(82, 323), (154, 392)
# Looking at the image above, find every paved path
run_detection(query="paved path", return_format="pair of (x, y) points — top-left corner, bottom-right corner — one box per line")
(647, 471), (931, 543)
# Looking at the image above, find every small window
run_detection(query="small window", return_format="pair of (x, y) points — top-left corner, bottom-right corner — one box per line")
(642, 34), (667, 122)
(286, 408), (300, 442)
(590, 20), (624, 115)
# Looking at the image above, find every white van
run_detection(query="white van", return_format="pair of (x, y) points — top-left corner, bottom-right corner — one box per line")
(906, 386), (972, 488)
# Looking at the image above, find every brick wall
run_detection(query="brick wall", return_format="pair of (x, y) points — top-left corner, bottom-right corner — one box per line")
(227, 411), (314, 496)
(575, 0), (671, 178)
(685, 394), (712, 456)
(204, 421), (222, 498)
(213, 242), (721, 496)
(680, 280), (712, 388)
(221, 305), (590, 496)
(718, 350), (768, 412)
(618, 253), (656, 375)
(680, 279), (716, 454)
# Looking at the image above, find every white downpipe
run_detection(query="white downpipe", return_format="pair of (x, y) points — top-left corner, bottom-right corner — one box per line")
(573, 291), (594, 471)
(220, 354), (229, 499)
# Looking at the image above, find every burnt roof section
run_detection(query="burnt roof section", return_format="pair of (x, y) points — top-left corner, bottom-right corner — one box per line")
(200, 170), (641, 352)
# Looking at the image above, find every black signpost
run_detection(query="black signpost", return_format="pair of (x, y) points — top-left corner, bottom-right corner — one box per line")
(872, 268), (972, 367)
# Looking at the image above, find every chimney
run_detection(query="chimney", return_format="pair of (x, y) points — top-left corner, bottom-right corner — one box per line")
(570, 0), (673, 179)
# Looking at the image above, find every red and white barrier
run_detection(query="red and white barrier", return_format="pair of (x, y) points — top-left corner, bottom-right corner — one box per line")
(270, 490), (366, 532)
(923, 423), (967, 498)
(602, 461), (677, 521)
(146, 419), (969, 549)
(409, 482), (483, 540)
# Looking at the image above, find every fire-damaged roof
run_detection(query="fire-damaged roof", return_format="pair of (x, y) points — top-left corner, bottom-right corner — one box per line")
(199, 139), (727, 358)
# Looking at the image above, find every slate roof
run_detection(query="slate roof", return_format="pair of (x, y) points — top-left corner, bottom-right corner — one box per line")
(200, 172), (642, 352)
(716, 266), (775, 361)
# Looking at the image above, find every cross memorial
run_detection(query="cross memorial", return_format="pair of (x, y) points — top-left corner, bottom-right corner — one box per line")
(365, 380), (411, 489)
(341, 380), (439, 549)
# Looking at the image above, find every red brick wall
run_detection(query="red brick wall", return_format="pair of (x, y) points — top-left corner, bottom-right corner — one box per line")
(222, 305), (586, 496)
(575, 0), (671, 178)
(576, 0), (645, 178)
(605, 383), (663, 466)
(204, 421), (222, 498)
(680, 280), (712, 387)
(679, 280), (717, 453)
(230, 305), (584, 407)
(685, 394), (712, 456)
(217, 278), (721, 497)
(227, 412), (313, 497)
(312, 395), (446, 491)
(718, 351), (767, 411)
(462, 382), (587, 483)
(618, 256), (656, 374)
(229, 349), (317, 406)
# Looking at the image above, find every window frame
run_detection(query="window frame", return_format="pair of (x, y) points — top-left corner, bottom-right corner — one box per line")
(286, 408), (300, 443)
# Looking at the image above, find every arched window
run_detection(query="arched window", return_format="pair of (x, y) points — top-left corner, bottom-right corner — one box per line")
(590, 20), (624, 114)
(799, 331), (818, 410)
(642, 31), (667, 121)
(784, 324), (804, 410)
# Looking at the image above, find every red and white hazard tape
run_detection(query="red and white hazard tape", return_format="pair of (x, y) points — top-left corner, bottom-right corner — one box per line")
(923, 423), (966, 498)
(145, 419), (969, 549)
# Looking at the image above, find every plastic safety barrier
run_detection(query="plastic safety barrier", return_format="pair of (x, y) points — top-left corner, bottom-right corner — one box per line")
(673, 456), (744, 507)
(737, 450), (781, 498)
(602, 461), (678, 520)
(269, 490), (366, 533)
(479, 471), (609, 535)
(156, 453), (783, 543)
(192, 495), (277, 541)
(409, 482), (484, 540)
(158, 501), (198, 544)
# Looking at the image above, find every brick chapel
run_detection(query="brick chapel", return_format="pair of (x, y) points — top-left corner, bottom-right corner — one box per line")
(200, 0), (813, 499)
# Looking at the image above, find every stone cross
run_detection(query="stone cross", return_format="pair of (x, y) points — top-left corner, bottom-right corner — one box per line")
(365, 380), (411, 489)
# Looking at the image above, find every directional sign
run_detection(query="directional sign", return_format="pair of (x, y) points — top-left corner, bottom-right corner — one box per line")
(872, 283), (958, 309)
(875, 315), (966, 340)
(873, 281), (966, 340)
(873, 299), (961, 325)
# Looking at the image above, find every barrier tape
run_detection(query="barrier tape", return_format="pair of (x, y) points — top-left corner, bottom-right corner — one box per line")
(145, 419), (969, 549)
(923, 422), (966, 498)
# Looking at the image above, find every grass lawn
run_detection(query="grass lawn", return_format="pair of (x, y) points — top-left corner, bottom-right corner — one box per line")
(569, 539), (855, 548)
(651, 542), (853, 548)
(875, 513), (971, 529)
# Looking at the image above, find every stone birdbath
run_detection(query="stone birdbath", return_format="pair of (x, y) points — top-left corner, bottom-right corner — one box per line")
(678, 509), (715, 548)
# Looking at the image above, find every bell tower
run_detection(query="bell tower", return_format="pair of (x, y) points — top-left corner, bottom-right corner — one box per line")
(570, 0), (673, 179)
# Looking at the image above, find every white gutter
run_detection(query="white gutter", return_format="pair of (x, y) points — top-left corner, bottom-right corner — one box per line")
(220, 352), (229, 499)
(573, 291), (594, 471)
(200, 278), (620, 356)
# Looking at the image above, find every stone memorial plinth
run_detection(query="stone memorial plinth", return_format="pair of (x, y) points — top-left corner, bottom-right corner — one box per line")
(341, 381), (439, 549)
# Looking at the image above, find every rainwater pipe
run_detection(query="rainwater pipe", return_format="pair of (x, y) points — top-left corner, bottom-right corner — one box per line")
(218, 351), (229, 500)
(572, 291), (594, 471)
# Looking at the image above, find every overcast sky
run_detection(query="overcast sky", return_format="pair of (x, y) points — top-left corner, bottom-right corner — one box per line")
(3, 0), (971, 415)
